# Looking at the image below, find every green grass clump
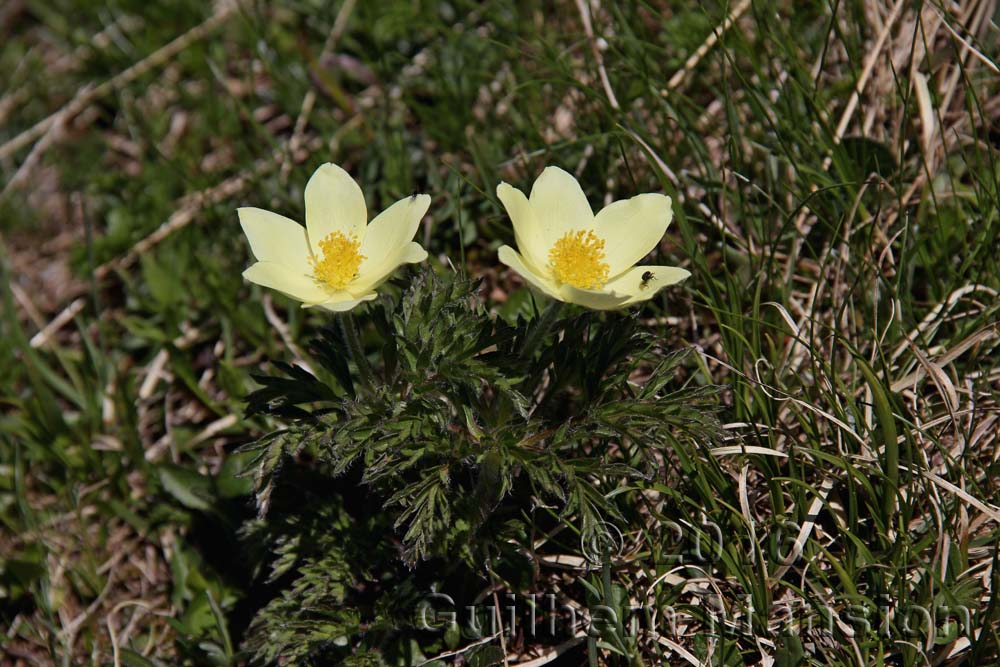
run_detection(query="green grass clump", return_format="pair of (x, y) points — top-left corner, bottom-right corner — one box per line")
(1, 1), (999, 665)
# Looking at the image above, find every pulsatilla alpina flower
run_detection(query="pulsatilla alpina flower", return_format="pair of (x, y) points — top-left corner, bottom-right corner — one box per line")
(238, 163), (429, 312)
(496, 166), (689, 310)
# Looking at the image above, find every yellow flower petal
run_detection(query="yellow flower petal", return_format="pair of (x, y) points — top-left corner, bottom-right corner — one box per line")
(310, 291), (379, 313)
(497, 182), (548, 271)
(558, 285), (631, 310)
(304, 163), (367, 255)
(356, 194), (430, 281)
(592, 194), (673, 277)
(497, 245), (560, 299)
(604, 265), (690, 304)
(398, 241), (429, 265)
(238, 207), (311, 267)
(351, 242), (428, 294)
(243, 261), (329, 304)
(528, 166), (594, 243)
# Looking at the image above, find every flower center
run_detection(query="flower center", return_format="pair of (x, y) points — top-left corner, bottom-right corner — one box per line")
(310, 231), (366, 290)
(548, 230), (609, 290)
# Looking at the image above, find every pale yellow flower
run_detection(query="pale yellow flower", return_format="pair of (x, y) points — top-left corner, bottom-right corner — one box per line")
(496, 166), (689, 310)
(238, 163), (430, 312)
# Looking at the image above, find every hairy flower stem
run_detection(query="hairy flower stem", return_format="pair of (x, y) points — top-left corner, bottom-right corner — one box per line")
(339, 313), (375, 394)
(519, 299), (563, 360)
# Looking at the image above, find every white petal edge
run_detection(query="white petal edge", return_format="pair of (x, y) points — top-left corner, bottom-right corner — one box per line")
(243, 261), (330, 304)
(350, 242), (428, 294)
(593, 194), (673, 277)
(497, 182), (548, 271)
(238, 207), (311, 267)
(528, 166), (594, 244)
(603, 265), (690, 305)
(304, 163), (367, 256)
(497, 245), (561, 300)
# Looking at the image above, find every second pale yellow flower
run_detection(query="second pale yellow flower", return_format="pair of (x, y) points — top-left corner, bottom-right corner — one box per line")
(496, 166), (689, 310)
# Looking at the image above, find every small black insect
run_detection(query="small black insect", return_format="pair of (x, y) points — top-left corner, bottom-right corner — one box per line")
(639, 271), (656, 289)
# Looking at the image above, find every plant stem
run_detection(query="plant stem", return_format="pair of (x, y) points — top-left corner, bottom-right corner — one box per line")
(587, 636), (599, 667)
(484, 550), (509, 667)
(339, 313), (375, 394)
(602, 545), (619, 665)
(519, 299), (563, 360)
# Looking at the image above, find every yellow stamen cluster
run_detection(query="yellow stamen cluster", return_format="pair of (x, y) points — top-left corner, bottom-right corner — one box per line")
(548, 230), (610, 290)
(310, 231), (366, 290)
